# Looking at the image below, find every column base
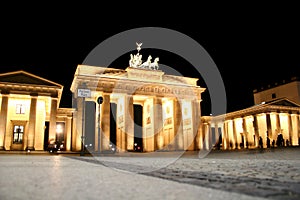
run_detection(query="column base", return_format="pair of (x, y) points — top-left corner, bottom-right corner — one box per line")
(0, 146), (6, 150)
(25, 146), (35, 151)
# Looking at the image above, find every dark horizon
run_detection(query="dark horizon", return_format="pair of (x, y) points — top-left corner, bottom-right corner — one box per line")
(0, 10), (299, 116)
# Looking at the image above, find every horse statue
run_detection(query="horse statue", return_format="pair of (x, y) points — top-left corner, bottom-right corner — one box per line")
(129, 53), (142, 68)
(129, 43), (160, 70)
(140, 55), (152, 69)
(149, 57), (159, 70)
(129, 54), (134, 67)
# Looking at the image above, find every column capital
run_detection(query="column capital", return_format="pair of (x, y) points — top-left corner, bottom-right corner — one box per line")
(0, 90), (9, 95)
(0, 92), (9, 97)
(194, 99), (202, 103)
(102, 93), (111, 96)
(203, 121), (210, 125)
(154, 96), (163, 100)
(172, 97), (183, 102)
(30, 93), (38, 97)
(50, 93), (58, 98)
(153, 96), (163, 104)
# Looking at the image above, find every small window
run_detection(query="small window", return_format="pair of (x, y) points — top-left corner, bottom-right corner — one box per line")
(16, 104), (25, 114)
(272, 93), (276, 99)
(13, 125), (24, 144)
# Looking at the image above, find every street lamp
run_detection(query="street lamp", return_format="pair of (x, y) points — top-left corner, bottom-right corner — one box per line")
(56, 123), (64, 150)
(77, 85), (91, 156)
(80, 96), (86, 156)
(97, 96), (103, 154)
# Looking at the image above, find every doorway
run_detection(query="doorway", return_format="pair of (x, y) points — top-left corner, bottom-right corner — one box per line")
(110, 103), (117, 148)
(43, 121), (49, 150)
(85, 101), (96, 151)
(134, 104), (143, 152)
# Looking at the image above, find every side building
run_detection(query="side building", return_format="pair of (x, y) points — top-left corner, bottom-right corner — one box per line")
(0, 70), (74, 151)
(203, 77), (300, 150)
(253, 77), (300, 105)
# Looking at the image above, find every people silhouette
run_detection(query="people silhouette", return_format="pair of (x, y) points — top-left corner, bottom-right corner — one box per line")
(286, 139), (289, 147)
(272, 140), (275, 148)
(259, 136), (263, 148)
(276, 134), (284, 147)
(267, 137), (270, 148)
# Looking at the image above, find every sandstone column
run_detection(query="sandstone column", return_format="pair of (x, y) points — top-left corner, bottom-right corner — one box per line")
(232, 119), (238, 149)
(276, 112), (281, 137)
(153, 97), (163, 151)
(288, 113), (293, 145)
(242, 117), (248, 148)
(26, 95), (37, 150)
(49, 97), (58, 143)
(204, 123), (211, 150)
(202, 123), (208, 150)
(198, 121), (203, 150)
(253, 115), (259, 147)
(223, 121), (229, 150)
(190, 100), (200, 150)
(118, 105), (128, 152)
(193, 100), (201, 150)
(100, 93), (110, 151)
(65, 116), (72, 151)
(173, 99), (183, 150)
(0, 94), (9, 150)
(266, 113), (272, 141)
(298, 114), (300, 145)
(215, 123), (220, 149)
(125, 95), (134, 151)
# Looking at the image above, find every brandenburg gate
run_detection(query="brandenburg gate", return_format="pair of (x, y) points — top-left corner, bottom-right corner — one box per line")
(70, 45), (205, 152)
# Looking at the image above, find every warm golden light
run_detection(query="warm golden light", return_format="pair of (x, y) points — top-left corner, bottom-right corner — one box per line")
(3, 63), (299, 153)
(56, 124), (63, 134)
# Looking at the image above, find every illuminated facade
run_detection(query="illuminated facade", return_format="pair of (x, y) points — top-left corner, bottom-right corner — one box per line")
(71, 65), (205, 152)
(202, 78), (300, 150)
(1, 69), (299, 152)
(0, 71), (74, 151)
(70, 61), (300, 153)
(253, 77), (300, 105)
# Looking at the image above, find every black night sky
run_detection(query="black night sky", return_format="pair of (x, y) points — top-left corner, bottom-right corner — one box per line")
(0, 4), (299, 116)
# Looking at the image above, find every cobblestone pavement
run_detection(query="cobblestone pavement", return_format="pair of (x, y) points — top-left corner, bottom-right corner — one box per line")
(71, 147), (300, 200)
(0, 154), (266, 200)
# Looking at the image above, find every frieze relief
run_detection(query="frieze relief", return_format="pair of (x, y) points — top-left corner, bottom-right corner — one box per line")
(95, 81), (201, 98)
(164, 117), (173, 126)
(127, 71), (162, 82)
(118, 115), (124, 124)
(183, 118), (192, 126)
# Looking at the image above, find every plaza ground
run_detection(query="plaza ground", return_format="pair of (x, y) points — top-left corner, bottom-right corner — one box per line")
(0, 147), (299, 200)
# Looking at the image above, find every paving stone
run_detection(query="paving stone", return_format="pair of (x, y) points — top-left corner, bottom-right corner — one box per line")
(1, 147), (300, 199)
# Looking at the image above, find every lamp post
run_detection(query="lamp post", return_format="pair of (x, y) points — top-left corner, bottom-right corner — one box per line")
(80, 97), (85, 156)
(77, 86), (91, 156)
(97, 96), (103, 154)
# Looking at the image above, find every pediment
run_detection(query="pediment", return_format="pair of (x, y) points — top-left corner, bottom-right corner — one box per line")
(266, 98), (300, 107)
(0, 70), (62, 88)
